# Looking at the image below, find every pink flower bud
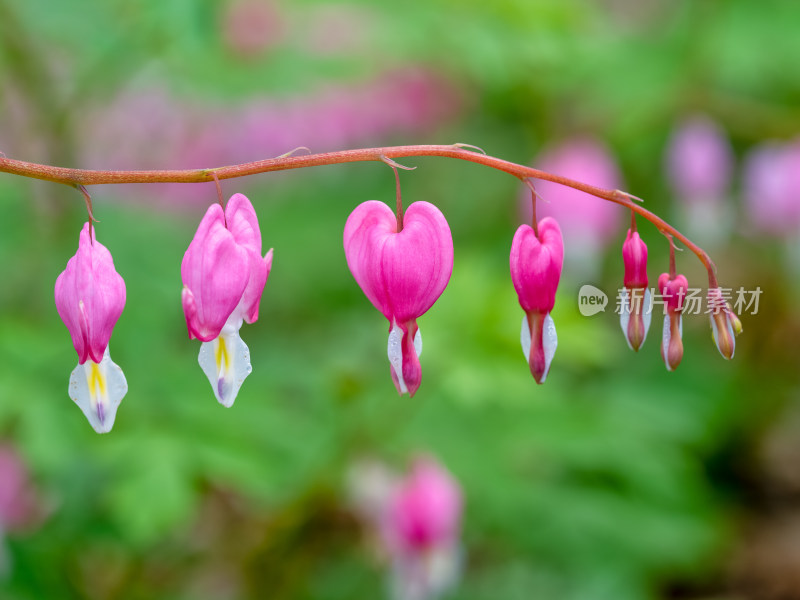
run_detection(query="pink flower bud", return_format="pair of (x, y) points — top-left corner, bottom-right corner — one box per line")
(344, 200), (453, 397)
(622, 229), (648, 289)
(55, 224), (126, 365)
(182, 194), (273, 407)
(620, 229), (650, 351)
(55, 224), (128, 433)
(509, 217), (563, 383)
(707, 287), (738, 360)
(658, 273), (688, 371)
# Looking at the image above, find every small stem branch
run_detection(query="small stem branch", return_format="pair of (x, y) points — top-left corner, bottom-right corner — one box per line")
(211, 171), (224, 209)
(668, 235), (677, 279)
(76, 184), (95, 242)
(392, 165), (403, 232)
(0, 144), (716, 273)
(522, 179), (539, 238)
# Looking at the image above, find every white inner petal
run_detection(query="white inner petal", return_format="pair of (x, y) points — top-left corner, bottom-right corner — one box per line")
(661, 314), (671, 370)
(661, 314), (682, 372)
(198, 325), (252, 408)
(68, 347), (127, 434)
(520, 315), (531, 360)
(620, 288), (653, 349)
(540, 314), (558, 384)
(619, 288), (631, 350)
(709, 313), (735, 359)
(520, 314), (558, 382)
(642, 288), (652, 342)
(387, 320), (407, 395)
(414, 328), (422, 358)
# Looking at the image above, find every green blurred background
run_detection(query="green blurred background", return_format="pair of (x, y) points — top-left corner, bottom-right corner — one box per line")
(1, 0), (799, 598)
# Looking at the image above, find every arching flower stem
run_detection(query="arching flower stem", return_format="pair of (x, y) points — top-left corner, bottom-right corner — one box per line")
(0, 144), (716, 276)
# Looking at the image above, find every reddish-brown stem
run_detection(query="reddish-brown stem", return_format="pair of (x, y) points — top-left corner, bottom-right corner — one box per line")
(0, 144), (716, 274)
(391, 164), (403, 232)
(630, 209), (637, 233)
(667, 235), (677, 279)
(522, 179), (539, 237)
(211, 171), (225, 209)
(76, 184), (95, 243)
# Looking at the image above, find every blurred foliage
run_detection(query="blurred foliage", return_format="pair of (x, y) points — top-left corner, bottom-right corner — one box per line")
(1, 0), (800, 599)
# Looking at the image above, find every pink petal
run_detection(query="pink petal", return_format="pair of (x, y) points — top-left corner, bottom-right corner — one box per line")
(181, 204), (250, 341)
(55, 224), (126, 364)
(225, 193), (262, 255)
(658, 273), (688, 314)
(226, 193), (272, 324)
(241, 248), (273, 324)
(343, 200), (453, 323)
(343, 200), (396, 319)
(509, 218), (563, 315)
(622, 229), (648, 289)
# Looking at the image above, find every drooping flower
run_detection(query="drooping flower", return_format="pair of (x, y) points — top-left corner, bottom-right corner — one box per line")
(509, 217), (564, 383)
(55, 223), (127, 433)
(620, 228), (651, 351)
(707, 287), (740, 360)
(181, 193), (273, 407)
(658, 272), (688, 371)
(343, 200), (453, 397)
(383, 457), (463, 600)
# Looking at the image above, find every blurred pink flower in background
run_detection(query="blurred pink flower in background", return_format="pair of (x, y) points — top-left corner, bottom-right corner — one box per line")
(0, 443), (43, 577)
(524, 138), (623, 276)
(383, 458), (462, 555)
(0, 445), (39, 533)
(304, 4), (376, 55)
(222, 0), (285, 58)
(667, 115), (733, 204)
(666, 115), (734, 245)
(81, 67), (462, 207)
(743, 139), (800, 237)
(348, 456), (463, 600)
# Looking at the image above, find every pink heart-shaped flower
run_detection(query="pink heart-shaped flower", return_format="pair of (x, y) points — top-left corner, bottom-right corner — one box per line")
(509, 217), (564, 383)
(344, 200), (453, 396)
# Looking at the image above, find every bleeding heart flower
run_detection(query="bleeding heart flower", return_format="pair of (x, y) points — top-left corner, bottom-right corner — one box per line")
(658, 272), (688, 371)
(55, 223), (127, 433)
(509, 217), (564, 383)
(343, 200), (453, 397)
(385, 457), (462, 555)
(620, 228), (651, 351)
(181, 193), (273, 407)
